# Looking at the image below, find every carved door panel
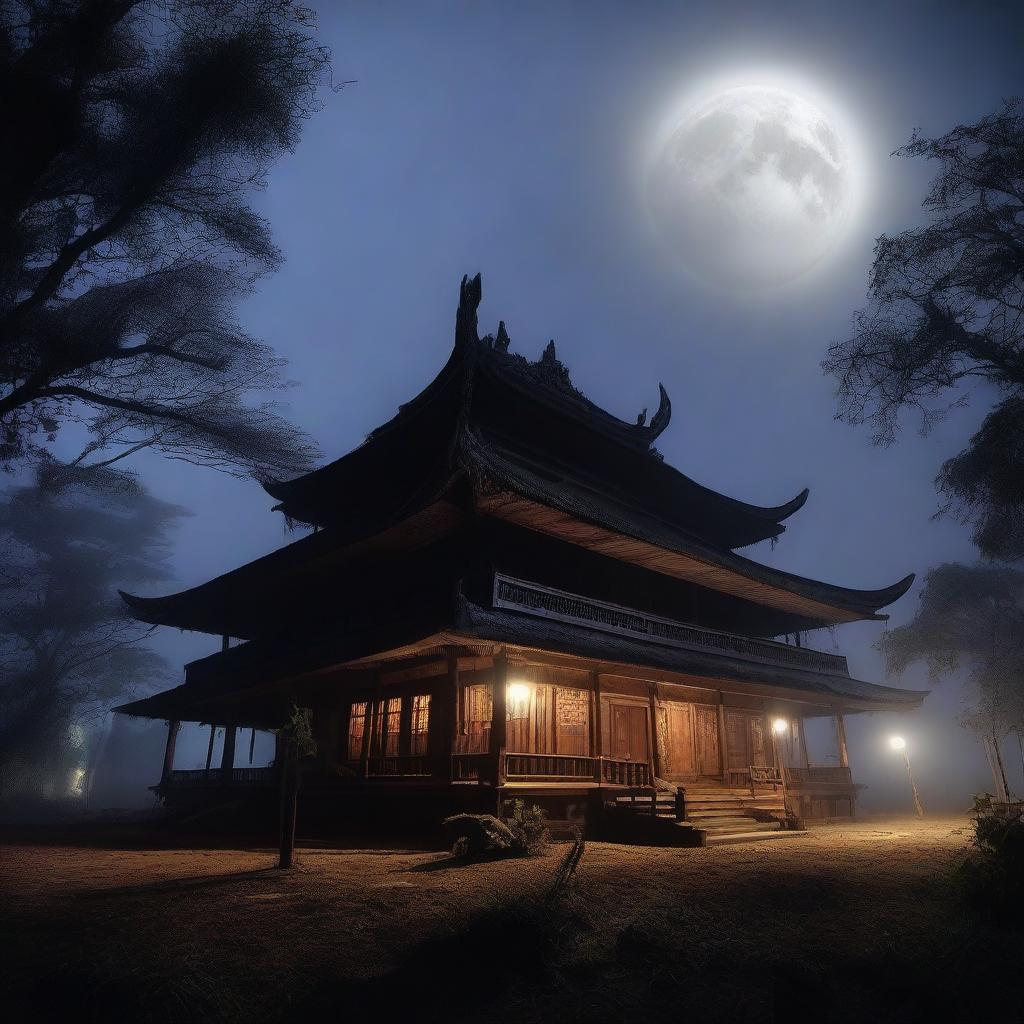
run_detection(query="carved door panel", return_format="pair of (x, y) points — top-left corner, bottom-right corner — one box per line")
(725, 710), (770, 771)
(725, 710), (751, 772)
(609, 703), (649, 762)
(694, 705), (720, 777)
(666, 702), (697, 778)
(748, 715), (769, 767)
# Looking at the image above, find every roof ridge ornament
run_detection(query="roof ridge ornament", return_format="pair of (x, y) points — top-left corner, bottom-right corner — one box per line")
(495, 321), (511, 352)
(633, 383), (672, 443)
(455, 273), (482, 352)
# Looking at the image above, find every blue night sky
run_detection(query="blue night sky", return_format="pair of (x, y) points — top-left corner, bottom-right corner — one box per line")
(102, 1), (1024, 809)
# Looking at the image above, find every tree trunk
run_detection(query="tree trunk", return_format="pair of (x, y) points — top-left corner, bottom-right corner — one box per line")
(982, 732), (1010, 804)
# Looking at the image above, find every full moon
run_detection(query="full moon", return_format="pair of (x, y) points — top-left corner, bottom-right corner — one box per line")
(647, 84), (855, 288)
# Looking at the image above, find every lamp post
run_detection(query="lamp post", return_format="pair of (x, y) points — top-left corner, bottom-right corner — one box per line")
(771, 717), (791, 818)
(889, 735), (924, 818)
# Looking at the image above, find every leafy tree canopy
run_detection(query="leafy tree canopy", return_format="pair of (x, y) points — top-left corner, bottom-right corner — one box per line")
(881, 563), (1024, 739)
(823, 99), (1024, 560)
(0, 0), (331, 479)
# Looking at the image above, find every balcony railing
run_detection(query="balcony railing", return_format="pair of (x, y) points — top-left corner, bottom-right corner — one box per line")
(494, 574), (849, 677)
(505, 754), (595, 781)
(166, 766), (276, 787)
(785, 765), (853, 787)
(600, 757), (651, 788)
(452, 753), (490, 781)
(366, 755), (432, 777)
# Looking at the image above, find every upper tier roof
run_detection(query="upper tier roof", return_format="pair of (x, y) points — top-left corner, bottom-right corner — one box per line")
(262, 274), (810, 551)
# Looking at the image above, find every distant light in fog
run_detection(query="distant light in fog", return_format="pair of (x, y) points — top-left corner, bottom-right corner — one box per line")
(772, 718), (789, 736)
(889, 735), (906, 751)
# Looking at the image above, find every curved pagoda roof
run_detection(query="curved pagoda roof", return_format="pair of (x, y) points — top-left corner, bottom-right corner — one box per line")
(262, 274), (810, 550)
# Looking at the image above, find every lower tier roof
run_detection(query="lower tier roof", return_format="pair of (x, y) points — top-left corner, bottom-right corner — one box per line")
(116, 594), (926, 726)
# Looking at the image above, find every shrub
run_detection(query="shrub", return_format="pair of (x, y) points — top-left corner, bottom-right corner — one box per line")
(956, 795), (1024, 923)
(442, 813), (518, 859)
(505, 800), (549, 856)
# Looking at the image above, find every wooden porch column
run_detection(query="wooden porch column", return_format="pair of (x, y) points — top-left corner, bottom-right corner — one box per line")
(591, 670), (602, 783)
(491, 649), (508, 787)
(220, 725), (237, 781)
(361, 672), (382, 777)
(443, 651), (459, 781)
(717, 696), (728, 781)
(647, 683), (662, 782)
(835, 711), (850, 768)
(161, 720), (181, 784)
(205, 724), (216, 776)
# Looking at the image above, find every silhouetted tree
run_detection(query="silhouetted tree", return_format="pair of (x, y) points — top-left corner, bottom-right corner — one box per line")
(881, 563), (1024, 799)
(0, 0), (330, 478)
(0, 459), (184, 803)
(823, 100), (1024, 560)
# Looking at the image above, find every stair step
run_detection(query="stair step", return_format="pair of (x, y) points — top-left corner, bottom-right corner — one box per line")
(705, 830), (810, 847)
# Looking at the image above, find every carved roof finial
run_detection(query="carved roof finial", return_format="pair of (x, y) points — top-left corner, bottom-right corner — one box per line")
(455, 273), (482, 352)
(495, 321), (511, 353)
(636, 409), (647, 427)
(542, 339), (557, 364)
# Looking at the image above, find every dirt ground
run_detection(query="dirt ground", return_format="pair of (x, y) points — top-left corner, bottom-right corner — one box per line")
(1, 815), (1020, 1024)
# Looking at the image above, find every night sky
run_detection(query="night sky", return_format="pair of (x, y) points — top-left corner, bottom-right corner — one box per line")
(95, 2), (1024, 809)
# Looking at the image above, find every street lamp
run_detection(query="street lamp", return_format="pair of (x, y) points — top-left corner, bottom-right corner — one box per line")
(889, 735), (924, 818)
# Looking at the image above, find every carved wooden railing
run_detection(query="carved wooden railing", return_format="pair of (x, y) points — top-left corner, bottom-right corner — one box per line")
(366, 755), (431, 778)
(494, 574), (850, 677)
(785, 765), (853, 787)
(504, 754), (595, 780)
(599, 757), (651, 788)
(452, 753), (490, 782)
(166, 767), (276, 786)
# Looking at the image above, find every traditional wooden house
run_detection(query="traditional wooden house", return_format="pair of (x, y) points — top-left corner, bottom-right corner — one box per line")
(118, 275), (926, 843)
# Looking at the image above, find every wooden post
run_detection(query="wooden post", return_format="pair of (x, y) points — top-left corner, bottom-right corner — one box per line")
(835, 711), (850, 769)
(444, 651), (459, 781)
(278, 734), (298, 869)
(222, 634), (230, 653)
(205, 724), (216, 776)
(717, 697), (728, 782)
(220, 724), (236, 782)
(363, 671), (383, 777)
(647, 682), (662, 783)
(161, 720), (181, 784)
(249, 727), (257, 765)
(491, 649), (508, 788)
(592, 671), (603, 783)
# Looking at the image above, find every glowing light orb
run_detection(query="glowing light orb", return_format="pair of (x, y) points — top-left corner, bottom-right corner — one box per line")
(772, 718), (789, 736)
(647, 83), (857, 288)
(507, 682), (532, 704)
(889, 735), (907, 751)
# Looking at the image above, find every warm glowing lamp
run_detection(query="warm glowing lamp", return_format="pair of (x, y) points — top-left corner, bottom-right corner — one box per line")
(507, 682), (531, 704)
(888, 735), (923, 817)
(772, 718), (789, 736)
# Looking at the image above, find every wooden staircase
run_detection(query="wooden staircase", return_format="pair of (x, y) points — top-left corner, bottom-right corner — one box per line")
(612, 781), (806, 846)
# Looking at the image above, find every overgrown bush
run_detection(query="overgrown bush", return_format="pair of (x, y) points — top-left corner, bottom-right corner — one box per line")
(956, 795), (1024, 923)
(505, 800), (549, 855)
(442, 802), (549, 861)
(443, 813), (519, 859)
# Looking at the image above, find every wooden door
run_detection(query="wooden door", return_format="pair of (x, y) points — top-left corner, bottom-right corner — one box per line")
(609, 702), (649, 762)
(694, 705), (721, 777)
(666, 702), (697, 778)
(725, 710), (770, 771)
